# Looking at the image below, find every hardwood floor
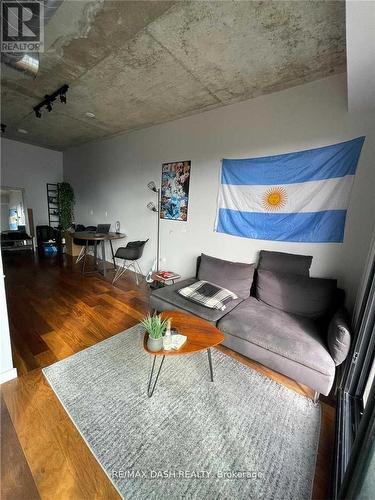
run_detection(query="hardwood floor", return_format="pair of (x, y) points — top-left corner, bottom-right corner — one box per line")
(1, 393), (39, 500)
(1, 252), (335, 499)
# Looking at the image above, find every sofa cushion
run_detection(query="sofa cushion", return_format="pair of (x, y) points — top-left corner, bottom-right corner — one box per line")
(178, 280), (238, 310)
(258, 250), (312, 276)
(150, 278), (243, 323)
(198, 253), (254, 299)
(221, 331), (334, 395)
(218, 297), (335, 377)
(327, 307), (351, 366)
(256, 269), (337, 319)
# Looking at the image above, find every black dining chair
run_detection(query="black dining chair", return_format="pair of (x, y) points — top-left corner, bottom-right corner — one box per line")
(112, 240), (148, 285)
(74, 225), (97, 263)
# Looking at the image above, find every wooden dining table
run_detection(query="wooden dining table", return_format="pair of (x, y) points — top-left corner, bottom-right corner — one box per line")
(72, 231), (126, 277)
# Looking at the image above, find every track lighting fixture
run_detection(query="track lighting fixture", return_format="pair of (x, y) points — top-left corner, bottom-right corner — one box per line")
(33, 84), (69, 119)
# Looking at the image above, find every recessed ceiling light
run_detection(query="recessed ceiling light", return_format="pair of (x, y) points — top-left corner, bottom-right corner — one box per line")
(17, 128), (28, 134)
(85, 112), (95, 118)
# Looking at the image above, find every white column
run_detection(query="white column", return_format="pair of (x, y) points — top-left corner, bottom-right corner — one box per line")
(0, 252), (17, 384)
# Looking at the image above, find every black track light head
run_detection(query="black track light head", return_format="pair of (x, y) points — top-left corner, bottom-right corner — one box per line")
(33, 84), (69, 119)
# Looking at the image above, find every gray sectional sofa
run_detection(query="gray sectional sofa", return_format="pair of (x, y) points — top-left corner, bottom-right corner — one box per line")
(150, 251), (351, 396)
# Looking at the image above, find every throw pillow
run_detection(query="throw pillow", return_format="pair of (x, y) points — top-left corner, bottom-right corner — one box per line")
(198, 253), (254, 299)
(327, 308), (351, 365)
(178, 280), (238, 311)
(258, 250), (313, 276)
(256, 269), (337, 318)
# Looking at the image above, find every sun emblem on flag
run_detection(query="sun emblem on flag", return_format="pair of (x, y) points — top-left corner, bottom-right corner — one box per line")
(262, 187), (288, 211)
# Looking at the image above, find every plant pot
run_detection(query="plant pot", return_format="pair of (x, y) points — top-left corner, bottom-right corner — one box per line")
(147, 336), (163, 352)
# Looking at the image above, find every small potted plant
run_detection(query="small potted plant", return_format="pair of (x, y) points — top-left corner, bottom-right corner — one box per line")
(141, 314), (170, 352)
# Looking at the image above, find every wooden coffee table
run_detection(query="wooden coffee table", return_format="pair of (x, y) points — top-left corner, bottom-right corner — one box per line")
(143, 310), (225, 397)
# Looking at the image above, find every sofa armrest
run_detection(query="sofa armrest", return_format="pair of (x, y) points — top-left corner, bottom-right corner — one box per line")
(327, 306), (351, 366)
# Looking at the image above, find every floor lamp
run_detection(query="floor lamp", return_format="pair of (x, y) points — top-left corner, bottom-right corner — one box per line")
(147, 181), (161, 274)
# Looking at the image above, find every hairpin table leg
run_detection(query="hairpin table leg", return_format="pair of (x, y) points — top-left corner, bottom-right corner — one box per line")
(109, 239), (116, 269)
(101, 240), (107, 277)
(147, 355), (165, 397)
(94, 241), (98, 266)
(207, 348), (214, 382)
(81, 240), (89, 274)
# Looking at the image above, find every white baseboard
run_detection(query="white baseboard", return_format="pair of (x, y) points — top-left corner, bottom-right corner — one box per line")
(0, 367), (17, 385)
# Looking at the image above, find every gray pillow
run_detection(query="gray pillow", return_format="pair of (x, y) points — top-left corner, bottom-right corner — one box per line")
(258, 250), (313, 276)
(256, 269), (337, 318)
(198, 253), (254, 299)
(327, 308), (351, 365)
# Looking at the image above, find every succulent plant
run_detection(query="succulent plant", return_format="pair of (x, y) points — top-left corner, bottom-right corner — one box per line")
(141, 314), (170, 339)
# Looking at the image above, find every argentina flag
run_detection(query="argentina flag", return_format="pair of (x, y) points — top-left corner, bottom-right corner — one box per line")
(215, 137), (365, 243)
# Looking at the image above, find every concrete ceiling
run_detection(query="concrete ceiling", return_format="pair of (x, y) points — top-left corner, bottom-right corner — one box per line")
(1, 0), (346, 151)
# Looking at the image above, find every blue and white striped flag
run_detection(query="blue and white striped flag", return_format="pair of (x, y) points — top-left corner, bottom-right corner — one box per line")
(215, 137), (365, 243)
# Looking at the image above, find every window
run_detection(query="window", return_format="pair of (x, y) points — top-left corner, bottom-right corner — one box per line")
(334, 231), (375, 498)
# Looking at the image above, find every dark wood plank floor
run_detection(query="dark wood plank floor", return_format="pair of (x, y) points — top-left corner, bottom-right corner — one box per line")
(1, 252), (335, 499)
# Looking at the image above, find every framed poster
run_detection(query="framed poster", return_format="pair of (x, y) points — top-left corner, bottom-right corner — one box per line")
(160, 161), (191, 221)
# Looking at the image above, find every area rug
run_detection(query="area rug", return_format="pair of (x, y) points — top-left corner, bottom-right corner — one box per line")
(43, 324), (320, 499)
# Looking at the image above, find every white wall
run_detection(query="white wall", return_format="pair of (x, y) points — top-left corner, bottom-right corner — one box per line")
(1, 138), (63, 232)
(0, 252), (16, 384)
(64, 74), (375, 308)
(346, 0), (375, 112)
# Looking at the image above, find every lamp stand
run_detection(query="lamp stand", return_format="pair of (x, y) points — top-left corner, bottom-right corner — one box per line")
(146, 181), (161, 279)
(156, 188), (160, 272)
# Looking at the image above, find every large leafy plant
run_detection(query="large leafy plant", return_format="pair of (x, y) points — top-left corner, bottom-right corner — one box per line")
(58, 182), (75, 230)
(141, 314), (170, 339)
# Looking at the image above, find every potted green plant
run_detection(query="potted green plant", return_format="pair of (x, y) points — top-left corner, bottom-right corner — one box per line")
(141, 314), (169, 352)
(58, 182), (75, 230)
